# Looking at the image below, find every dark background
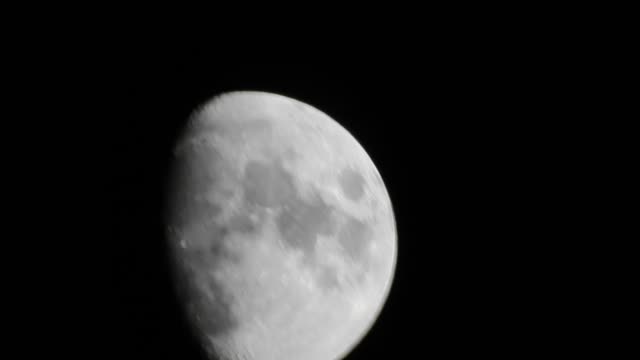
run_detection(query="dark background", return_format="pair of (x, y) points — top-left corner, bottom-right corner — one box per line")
(12, 9), (612, 358)
(36, 39), (553, 359)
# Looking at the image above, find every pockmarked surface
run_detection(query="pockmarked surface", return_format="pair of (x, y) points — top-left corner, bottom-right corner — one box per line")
(167, 91), (396, 360)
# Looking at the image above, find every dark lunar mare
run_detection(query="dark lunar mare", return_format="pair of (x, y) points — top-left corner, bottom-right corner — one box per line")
(338, 167), (366, 201)
(338, 217), (371, 263)
(242, 158), (338, 263)
(240, 157), (377, 292)
(315, 264), (341, 290)
(277, 195), (336, 262)
(243, 160), (296, 208)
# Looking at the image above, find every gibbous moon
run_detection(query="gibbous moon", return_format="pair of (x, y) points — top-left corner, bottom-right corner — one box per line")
(166, 91), (397, 360)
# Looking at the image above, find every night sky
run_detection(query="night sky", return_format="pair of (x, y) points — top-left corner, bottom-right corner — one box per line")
(38, 35), (548, 359)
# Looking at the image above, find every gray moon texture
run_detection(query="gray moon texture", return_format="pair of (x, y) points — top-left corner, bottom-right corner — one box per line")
(166, 91), (397, 360)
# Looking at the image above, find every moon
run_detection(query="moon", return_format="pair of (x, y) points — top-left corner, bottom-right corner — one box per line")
(166, 91), (397, 360)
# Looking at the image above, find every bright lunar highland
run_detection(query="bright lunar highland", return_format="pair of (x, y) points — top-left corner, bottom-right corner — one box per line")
(166, 91), (397, 360)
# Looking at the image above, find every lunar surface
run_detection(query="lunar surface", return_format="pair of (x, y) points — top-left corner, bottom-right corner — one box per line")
(166, 91), (396, 360)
